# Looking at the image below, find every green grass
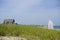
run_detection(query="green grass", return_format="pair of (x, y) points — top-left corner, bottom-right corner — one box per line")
(0, 24), (60, 40)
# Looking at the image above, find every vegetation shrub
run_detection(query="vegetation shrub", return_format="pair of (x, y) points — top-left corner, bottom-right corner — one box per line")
(0, 30), (6, 36)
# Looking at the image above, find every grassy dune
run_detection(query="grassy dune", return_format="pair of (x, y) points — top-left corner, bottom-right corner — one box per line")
(0, 24), (60, 40)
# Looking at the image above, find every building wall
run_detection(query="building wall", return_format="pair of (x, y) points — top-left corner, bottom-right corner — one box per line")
(3, 19), (15, 24)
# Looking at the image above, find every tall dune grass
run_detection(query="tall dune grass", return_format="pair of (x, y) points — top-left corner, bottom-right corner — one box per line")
(0, 24), (60, 40)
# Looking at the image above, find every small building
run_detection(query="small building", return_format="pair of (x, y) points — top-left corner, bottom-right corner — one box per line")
(3, 19), (15, 24)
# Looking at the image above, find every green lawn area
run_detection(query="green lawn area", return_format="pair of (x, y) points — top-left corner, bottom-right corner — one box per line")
(0, 24), (60, 40)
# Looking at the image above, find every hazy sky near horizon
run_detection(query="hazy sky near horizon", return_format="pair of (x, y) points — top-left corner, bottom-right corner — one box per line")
(0, 0), (60, 25)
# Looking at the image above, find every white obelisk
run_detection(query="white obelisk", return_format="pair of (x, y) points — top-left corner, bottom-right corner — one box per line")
(48, 20), (53, 29)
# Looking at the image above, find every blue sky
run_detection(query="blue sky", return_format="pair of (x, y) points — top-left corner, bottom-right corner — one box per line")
(0, 0), (60, 25)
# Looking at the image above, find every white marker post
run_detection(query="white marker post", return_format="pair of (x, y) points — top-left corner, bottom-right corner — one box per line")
(48, 20), (54, 29)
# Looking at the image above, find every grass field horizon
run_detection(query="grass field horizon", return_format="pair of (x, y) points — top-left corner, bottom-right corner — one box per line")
(0, 24), (60, 40)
